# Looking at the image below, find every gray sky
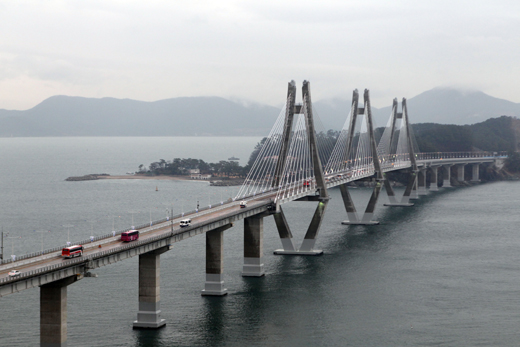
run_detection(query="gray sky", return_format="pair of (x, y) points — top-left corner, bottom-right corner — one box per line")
(1, 0), (519, 110)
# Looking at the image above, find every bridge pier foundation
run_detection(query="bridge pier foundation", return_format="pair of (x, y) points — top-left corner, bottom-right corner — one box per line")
(242, 216), (265, 277)
(429, 166), (439, 191)
(133, 247), (169, 329)
(40, 276), (80, 347)
(202, 224), (232, 296)
(443, 165), (452, 187)
(418, 169), (427, 195)
(471, 163), (480, 182)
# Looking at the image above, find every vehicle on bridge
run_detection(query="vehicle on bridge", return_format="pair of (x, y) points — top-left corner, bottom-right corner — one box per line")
(8, 270), (21, 277)
(240, 201), (247, 208)
(121, 230), (139, 242)
(61, 245), (84, 258)
(180, 218), (191, 227)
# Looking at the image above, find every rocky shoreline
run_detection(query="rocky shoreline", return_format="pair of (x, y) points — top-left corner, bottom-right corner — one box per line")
(65, 173), (109, 181)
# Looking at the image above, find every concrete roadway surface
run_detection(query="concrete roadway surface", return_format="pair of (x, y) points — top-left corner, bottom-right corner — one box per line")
(0, 194), (274, 281)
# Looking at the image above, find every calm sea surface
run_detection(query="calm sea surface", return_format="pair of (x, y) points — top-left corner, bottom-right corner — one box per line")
(1, 137), (520, 346)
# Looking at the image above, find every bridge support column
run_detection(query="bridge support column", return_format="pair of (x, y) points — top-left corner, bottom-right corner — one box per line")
(456, 164), (465, 182)
(429, 166), (439, 191)
(471, 163), (480, 182)
(418, 169), (427, 195)
(274, 201), (327, 255)
(242, 216), (264, 277)
(40, 276), (80, 347)
(443, 165), (452, 187)
(202, 224), (232, 296)
(273, 206), (297, 253)
(340, 183), (381, 225)
(299, 200), (328, 254)
(133, 247), (169, 329)
(384, 171), (415, 207)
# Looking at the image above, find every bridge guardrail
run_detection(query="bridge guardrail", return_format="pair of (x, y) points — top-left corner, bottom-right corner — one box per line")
(0, 201), (272, 286)
(416, 151), (508, 160)
(0, 198), (240, 267)
(1, 151), (508, 267)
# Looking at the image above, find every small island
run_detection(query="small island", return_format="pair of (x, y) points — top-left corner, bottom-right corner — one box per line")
(66, 117), (520, 186)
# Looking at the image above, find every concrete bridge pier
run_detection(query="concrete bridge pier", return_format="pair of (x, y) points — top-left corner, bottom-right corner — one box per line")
(418, 169), (427, 195)
(133, 246), (170, 329)
(471, 163), (480, 182)
(384, 170), (415, 207)
(242, 216), (265, 277)
(340, 183), (380, 224)
(201, 224), (232, 296)
(443, 165), (452, 187)
(274, 201), (327, 255)
(40, 276), (81, 347)
(456, 164), (465, 182)
(429, 166), (439, 191)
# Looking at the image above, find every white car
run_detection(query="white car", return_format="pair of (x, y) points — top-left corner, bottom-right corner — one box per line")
(8, 270), (21, 277)
(240, 201), (247, 208)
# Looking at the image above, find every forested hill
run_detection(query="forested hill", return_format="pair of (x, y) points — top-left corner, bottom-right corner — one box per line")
(412, 116), (520, 152)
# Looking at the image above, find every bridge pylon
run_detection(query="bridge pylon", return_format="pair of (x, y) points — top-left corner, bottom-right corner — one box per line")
(339, 89), (385, 225)
(272, 80), (329, 255)
(383, 97), (419, 207)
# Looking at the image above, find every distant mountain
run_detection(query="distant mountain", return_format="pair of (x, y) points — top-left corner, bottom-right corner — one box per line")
(314, 88), (520, 129)
(0, 96), (280, 137)
(1, 88), (519, 137)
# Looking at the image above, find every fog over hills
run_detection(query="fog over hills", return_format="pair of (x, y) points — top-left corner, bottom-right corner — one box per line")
(1, 88), (519, 136)
(0, 96), (279, 136)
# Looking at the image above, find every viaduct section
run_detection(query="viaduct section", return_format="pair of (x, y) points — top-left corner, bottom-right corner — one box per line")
(0, 81), (504, 347)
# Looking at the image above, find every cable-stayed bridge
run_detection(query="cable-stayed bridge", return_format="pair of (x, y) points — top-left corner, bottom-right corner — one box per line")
(0, 81), (505, 346)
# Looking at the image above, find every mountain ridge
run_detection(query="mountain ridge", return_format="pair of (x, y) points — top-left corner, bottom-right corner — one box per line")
(1, 88), (519, 136)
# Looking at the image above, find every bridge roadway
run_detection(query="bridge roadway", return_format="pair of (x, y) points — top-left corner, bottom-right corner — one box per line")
(0, 153), (502, 294)
(0, 194), (275, 294)
(0, 153), (503, 286)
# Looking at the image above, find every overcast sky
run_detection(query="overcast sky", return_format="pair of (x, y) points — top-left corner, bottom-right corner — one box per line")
(1, 0), (519, 110)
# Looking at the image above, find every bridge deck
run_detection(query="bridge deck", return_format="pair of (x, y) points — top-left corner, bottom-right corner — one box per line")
(0, 155), (503, 295)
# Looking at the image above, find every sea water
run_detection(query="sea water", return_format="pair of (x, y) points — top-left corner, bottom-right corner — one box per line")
(1, 137), (520, 346)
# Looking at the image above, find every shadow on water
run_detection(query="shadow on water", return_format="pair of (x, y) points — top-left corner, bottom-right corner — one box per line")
(133, 328), (165, 347)
(196, 295), (228, 346)
(322, 186), (457, 254)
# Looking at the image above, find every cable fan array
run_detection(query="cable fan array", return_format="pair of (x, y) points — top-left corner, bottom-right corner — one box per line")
(324, 103), (375, 180)
(274, 100), (315, 202)
(376, 103), (411, 171)
(234, 101), (289, 200)
(235, 94), (335, 203)
(235, 89), (420, 204)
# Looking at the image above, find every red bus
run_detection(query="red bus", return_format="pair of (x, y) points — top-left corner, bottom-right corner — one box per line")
(121, 229), (139, 242)
(61, 245), (84, 258)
